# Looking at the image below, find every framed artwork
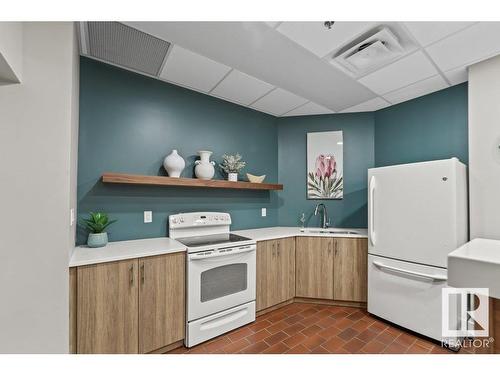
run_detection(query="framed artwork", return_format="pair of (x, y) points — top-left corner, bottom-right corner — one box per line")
(307, 130), (343, 199)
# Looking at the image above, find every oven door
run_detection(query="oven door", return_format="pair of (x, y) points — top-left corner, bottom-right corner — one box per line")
(187, 244), (256, 322)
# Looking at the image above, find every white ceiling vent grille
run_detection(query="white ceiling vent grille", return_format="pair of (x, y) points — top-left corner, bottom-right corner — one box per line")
(331, 25), (413, 78)
(84, 22), (170, 76)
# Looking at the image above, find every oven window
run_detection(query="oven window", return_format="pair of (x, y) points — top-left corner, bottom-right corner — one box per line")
(200, 263), (247, 302)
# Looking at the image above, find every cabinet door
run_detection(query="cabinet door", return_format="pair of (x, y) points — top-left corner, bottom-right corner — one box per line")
(295, 237), (334, 299)
(276, 237), (295, 302)
(77, 259), (139, 353)
(256, 240), (279, 311)
(139, 252), (185, 353)
(333, 238), (368, 302)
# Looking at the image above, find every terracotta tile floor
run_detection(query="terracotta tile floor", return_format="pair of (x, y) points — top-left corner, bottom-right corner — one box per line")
(168, 302), (475, 354)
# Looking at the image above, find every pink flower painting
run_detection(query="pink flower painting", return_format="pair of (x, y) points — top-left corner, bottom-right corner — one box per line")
(307, 132), (343, 199)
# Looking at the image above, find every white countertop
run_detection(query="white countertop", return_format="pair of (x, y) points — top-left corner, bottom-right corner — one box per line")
(448, 238), (500, 265)
(70, 227), (368, 267)
(448, 238), (500, 299)
(233, 226), (368, 242)
(70, 237), (186, 267)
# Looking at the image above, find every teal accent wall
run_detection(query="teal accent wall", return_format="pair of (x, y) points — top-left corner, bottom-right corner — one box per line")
(374, 83), (468, 167)
(77, 57), (278, 244)
(77, 57), (469, 244)
(276, 113), (375, 228)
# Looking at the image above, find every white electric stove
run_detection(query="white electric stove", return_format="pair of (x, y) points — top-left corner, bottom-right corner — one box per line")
(169, 212), (256, 347)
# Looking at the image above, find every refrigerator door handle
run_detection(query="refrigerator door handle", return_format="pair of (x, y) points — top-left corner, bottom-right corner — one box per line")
(369, 175), (376, 246)
(373, 260), (448, 282)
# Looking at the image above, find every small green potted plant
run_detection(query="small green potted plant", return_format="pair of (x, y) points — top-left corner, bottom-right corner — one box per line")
(220, 153), (246, 182)
(81, 212), (116, 248)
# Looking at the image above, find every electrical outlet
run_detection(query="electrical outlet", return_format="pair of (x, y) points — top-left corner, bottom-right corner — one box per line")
(261, 208), (267, 217)
(70, 208), (75, 226)
(144, 211), (152, 223)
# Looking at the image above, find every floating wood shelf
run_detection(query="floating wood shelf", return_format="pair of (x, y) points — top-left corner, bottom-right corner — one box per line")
(102, 173), (283, 191)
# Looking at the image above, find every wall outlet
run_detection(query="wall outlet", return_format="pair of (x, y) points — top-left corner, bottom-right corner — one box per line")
(144, 211), (152, 223)
(70, 208), (75, 226)
(261, 208), (267, 217)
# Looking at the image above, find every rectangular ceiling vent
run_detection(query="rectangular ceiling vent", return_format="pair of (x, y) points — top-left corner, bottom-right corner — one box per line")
(82, 22), (170, 76)
(331, 26), (411, 78)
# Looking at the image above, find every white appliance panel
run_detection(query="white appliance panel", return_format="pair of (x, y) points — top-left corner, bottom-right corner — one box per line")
(186, 301), (256, 347)
(368, 158), (467, 268)
(368, 255), (457, 343)
(187, 245), (256, 322)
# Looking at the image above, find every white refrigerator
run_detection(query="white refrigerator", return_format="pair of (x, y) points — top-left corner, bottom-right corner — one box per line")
(367, 158), (468, 345)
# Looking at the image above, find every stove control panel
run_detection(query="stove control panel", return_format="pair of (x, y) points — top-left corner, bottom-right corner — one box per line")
(169, 212), (232, 229)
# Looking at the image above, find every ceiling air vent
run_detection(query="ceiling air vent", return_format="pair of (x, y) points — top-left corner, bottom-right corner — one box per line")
(83, 22), (170, 76)
(331, 26), (407, 77)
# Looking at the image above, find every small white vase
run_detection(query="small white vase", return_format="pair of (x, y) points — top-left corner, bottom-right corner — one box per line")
(163, 149), (185, 178)
(194, 150), (215, 180)
(228, 172), (238, 182)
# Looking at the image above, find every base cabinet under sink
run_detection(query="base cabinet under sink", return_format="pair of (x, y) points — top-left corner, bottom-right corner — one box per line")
(256, 236), (368, 313)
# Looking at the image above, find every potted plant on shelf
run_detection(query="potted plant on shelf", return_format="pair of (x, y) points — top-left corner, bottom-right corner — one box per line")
(81, 212), (117, 248)
(220, 153), (246, 182)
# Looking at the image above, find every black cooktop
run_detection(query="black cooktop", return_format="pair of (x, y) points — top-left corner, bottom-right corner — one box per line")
(176, 233), (253, 248)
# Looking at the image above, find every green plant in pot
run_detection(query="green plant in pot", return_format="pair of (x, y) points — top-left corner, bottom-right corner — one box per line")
(82, 212), (116, 248)
(219, 153), (246, 182)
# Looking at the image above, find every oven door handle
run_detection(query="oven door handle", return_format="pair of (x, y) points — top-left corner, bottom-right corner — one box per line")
(189, 245), (256, 260)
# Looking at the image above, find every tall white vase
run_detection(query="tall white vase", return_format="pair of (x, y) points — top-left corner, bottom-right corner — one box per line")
(195, 150), (215, 180)
(163, 149), (185, 178)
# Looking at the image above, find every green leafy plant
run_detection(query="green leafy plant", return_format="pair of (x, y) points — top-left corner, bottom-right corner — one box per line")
(81, 212), (116, 234)
(219, 153), (246, 174)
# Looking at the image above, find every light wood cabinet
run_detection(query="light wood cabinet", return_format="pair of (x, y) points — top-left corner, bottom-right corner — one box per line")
(256, 238), (295, 311)
(295, 237), (334, 299)
(333, 238), (368, 302)
(77, 259), (139, 354)
(73, 252), (186, 354)
(276, 237), (296, 303)
(139, 253), (185, 353)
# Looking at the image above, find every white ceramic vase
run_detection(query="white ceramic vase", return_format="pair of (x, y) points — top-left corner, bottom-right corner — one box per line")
(228, 172), (238, 182)
(163, 149), (185, 178)
(194, 150), (215, 180)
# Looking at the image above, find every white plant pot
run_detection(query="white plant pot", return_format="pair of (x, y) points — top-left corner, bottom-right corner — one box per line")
(228, 173), (238, 182)
(194, 150), (215, 180)
(163, 149), (185, 178)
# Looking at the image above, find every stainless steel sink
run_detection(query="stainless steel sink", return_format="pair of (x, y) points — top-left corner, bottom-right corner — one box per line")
(300, 228), (360, 235)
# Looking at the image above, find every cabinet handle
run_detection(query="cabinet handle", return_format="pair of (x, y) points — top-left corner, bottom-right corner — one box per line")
(277, 242), (280, 257)
(129, 265), (134, 287)
(140, 263), (145, 285)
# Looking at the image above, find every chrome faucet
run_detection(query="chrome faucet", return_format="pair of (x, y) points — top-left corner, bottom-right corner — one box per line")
(314, 203), (329, 229)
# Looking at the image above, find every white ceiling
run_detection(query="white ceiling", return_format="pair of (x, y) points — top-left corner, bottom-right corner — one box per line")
(80, 21), (500, 117)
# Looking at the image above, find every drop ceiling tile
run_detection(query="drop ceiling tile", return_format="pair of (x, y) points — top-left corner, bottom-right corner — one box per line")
(341, 97), (390, 113)
(358, 51), (438, 95)
(282, 102), (334, 117)
(160, 45), (231, 92)
(211, 70), (274, 105)
(445, 66), (468, 86)
(404, 22), (474, 47)
(276, 21), (374, 57)
(383, 75), (449, 105)
(251, 88), (308, 116)
(426, 22), (500, 72)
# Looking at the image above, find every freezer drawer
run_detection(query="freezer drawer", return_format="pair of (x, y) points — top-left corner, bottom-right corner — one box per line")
(368, 255), (457, 344)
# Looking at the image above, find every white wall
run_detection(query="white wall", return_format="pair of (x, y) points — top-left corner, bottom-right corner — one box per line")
(469, 54), (500, 240)
(0, 22), (23, 83)
(0, 22), (79, 353)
